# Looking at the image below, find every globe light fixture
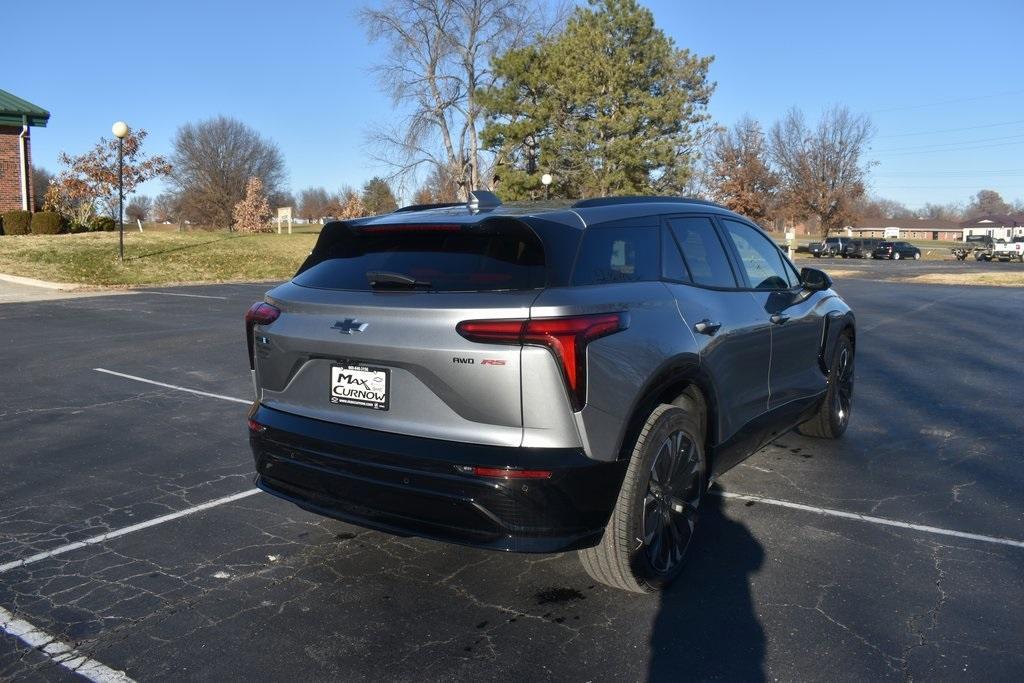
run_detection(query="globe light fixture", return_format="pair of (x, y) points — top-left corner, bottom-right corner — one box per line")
(112, 121), (129, 139)
(541, 173), (552, 200)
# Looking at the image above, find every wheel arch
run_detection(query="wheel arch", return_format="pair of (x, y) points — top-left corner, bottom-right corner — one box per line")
(614, 354), (720, 471)
(820, 310), (856, 375)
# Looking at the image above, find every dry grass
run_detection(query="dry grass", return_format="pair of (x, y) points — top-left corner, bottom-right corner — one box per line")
(900, 272), (1024, 287)
(0, 231), (319, 286)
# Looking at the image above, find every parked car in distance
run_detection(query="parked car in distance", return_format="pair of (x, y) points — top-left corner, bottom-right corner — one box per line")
(246, 193), (856, 593)
(872, 241), (921, 260)
(843, 238), (882, 259)
(809, 236), (850, 258)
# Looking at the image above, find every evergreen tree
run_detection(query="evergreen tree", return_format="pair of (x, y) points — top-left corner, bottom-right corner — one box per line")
(361, 177), (399, 215)
(480, 0), (715, 199)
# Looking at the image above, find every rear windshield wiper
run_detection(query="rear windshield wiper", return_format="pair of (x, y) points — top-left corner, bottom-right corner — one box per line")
(366, 270), (433, 289)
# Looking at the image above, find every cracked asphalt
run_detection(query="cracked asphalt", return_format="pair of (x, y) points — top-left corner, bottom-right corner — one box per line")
(1, 276), (1022, 681)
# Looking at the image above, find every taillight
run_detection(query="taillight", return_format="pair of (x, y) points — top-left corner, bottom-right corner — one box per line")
(457, 313), (628, 410)
(245, 302), (280, 370)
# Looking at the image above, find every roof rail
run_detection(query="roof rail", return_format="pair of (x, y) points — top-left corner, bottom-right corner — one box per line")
(393, 201), (465, 213)
(571, 196), (726, 210)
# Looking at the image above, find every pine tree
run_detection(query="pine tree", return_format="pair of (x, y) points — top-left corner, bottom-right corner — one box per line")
(480, 0), (715, 199)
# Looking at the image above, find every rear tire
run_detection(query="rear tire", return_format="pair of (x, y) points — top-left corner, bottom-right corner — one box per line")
(579, 404), (706, 593)
(914, 252), (921, 260)
(797, 334), (854, 439)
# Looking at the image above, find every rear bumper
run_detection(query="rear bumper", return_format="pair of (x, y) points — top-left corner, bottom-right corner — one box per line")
(248, 405), (627, 553)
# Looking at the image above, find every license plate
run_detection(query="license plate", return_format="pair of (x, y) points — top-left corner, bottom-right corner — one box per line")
(330, 364), (389, 411)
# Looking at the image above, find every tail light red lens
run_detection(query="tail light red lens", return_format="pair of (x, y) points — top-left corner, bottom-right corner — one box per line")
(247, 419), (266, 433)
(245, 302), (280, 370)
(457, 313), (627, 410)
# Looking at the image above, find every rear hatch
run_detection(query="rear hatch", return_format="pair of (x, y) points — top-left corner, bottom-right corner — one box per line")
(251, 216), (563, 448)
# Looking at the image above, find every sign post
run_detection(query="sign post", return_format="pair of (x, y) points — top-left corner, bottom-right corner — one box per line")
(276, 207), (293, 235)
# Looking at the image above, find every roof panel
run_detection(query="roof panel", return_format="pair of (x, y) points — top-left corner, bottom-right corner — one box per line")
(0, 89), (50, 127)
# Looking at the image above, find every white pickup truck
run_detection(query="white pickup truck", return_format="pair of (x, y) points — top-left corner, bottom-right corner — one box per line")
(992, 239), (1024, 262)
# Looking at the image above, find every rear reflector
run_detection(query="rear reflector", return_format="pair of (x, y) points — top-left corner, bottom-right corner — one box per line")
(245, 302), (281, 370)
(457, 312), (628, 410)
(457, 466), (553, 479)
(247, 419), (266, 433)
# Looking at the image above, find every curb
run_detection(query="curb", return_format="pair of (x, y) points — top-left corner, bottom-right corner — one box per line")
(0, 273), (85, 291)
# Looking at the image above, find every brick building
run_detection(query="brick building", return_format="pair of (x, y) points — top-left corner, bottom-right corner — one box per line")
(844, 217), (963, 241)
(0, 89), (50, 212)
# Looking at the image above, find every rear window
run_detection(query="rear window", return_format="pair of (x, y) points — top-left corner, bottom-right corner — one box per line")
(572, 225), (660, 285)
(293, 222), (546, 291)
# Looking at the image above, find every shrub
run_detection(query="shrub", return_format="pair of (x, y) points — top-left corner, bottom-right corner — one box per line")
(1, 210), (32, 235)
(90, 216), (117, 232)
(68, 223), (91, 234)
(31, 211), (66, 235)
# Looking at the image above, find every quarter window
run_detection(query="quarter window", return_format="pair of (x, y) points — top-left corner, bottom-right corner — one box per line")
(721, 219), (793, 290)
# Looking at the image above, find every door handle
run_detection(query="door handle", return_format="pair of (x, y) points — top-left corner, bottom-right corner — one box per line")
(769, 314), (790, 325)
(694, 319), (722, 336)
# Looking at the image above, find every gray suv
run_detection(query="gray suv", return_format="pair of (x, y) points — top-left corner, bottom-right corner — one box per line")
(247, 193), (855, 593)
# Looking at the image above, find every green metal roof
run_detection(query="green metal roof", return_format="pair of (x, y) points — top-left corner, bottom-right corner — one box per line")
(0, 89), (49, 127)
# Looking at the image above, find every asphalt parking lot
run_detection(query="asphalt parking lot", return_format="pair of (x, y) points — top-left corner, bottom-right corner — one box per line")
(1, 272), (1023, 681)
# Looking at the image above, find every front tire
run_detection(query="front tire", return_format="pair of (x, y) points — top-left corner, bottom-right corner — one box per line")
(914, 252), (921, 260)
(798, 334), (854, 439)
(579, 404), (705, 593)
(893, 252), (901, 260)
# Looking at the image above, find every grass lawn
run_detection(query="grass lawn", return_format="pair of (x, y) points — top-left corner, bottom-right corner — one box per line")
(0, 231), (320, 286)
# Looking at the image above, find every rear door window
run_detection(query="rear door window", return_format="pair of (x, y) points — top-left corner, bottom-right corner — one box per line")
(571, 224), (660, 285)
(667, 216), (737, 288)
(293, 222), (546, 291)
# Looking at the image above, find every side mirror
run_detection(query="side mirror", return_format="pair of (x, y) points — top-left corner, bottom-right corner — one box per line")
(800, 267), (832, 292)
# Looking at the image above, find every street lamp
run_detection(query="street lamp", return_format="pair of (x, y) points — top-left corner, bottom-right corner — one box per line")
(541, 173), (552, 200)
(112, 121), (129, 261)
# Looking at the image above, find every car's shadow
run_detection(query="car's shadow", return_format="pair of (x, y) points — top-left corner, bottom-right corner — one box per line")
(647, 489), (765, 681)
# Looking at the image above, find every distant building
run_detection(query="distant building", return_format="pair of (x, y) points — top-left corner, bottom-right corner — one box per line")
(844, 217), (963, 241)
(960, 214), (1024, 240)
(0, 89), (50, 212)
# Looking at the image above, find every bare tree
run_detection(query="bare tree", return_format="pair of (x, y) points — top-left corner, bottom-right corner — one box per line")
(770, 107), (874, 239)
(298, 187), (333, 221)
(920, 202), (962, 221)
(32, 167), (52, 211)
(125, 195), (152, 223)
(360, 0), (562, 199)
(964, 189), (1011, 217)
(169, 116), (287, 228)
(705, 117), (779, 227)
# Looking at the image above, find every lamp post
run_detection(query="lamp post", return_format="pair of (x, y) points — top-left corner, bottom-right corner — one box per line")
(111, 121), (129, 261)
(541, 173), (552, 201)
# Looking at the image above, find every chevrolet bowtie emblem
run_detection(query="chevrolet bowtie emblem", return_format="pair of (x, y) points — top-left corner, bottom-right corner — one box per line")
(332, 319), (369, 334)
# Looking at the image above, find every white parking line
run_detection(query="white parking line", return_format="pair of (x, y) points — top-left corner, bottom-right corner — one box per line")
(93, 368), (251, 405)
(0, 605), (134, 682)
(714, 490), (1024, 549)
(90, 366), (1024, 553)
(0, 489), (261, 575)
(134, 291), (228, 300)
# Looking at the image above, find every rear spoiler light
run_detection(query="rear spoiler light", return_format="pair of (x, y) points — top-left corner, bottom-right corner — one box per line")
(457, 313), (628, 411)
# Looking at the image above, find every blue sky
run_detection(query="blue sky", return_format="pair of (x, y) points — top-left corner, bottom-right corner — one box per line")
(8, 0), (1024, 209)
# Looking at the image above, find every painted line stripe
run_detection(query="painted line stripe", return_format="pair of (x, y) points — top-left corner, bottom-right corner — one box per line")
(134, 290), (228, 300)
(93, 368), (251, 405)
(0, 605), (134, 682)
(0, 489), (261, 575)
(714, 491), (1024, 549)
